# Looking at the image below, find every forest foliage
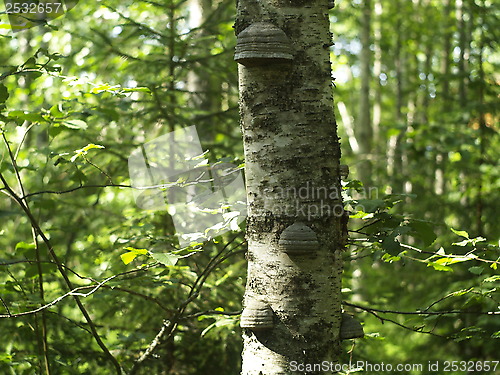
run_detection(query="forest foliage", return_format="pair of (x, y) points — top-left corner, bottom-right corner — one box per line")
(0, 0), (499, 374)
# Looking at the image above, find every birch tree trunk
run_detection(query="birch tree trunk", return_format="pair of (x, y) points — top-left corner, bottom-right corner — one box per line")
(234, 1), (343, 373)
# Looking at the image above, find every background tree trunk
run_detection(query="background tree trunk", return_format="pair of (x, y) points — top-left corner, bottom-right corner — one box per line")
(372, 0), (383, 183)
(235, 1), (343, 373)
(357, 0), (372, 186)
(386, 0), (405, 194)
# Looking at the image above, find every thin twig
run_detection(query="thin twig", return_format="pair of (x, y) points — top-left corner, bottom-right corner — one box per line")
(128, 238), (245, 375)
(180, 309), (242, 319)
(344, 301), (499, 316)
(0, 168), (123, 373)
(22, 184), (133, 199)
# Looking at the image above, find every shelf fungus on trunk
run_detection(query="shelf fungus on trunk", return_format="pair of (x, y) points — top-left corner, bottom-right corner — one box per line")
(340, 313), (364, 340)
(278, 222), (319, 255)
(240, 298), (274, 331)
(234, 22), (293, 67)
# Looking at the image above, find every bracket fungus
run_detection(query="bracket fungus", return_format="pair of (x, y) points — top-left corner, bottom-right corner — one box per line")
(340, 313), (364, 339)
(240, 298), (274, 331)
(278, 222), (319, 255)
(234, 22), (293, 67)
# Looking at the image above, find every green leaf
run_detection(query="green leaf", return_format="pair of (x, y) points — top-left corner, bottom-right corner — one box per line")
(150, 252), (180, 267)
(7, 110), (26, 121)
(0, 353), (13, 363)
(61, 119), (88, 130)
(70, 143), (105, 162)
(0, 83), (8, 104)
(120, 247), (148, 265)
(122, 87), (151, 94)
(468, 266), (484, 275)
(120, 252), (138, 265)
(15, 241), (36, 251)
(124, 247), (148, 254)
(381, 253), (401, 263)
(49, 104), (65, 118)
(22, 57), (36, 68)
(427, 262), (453, 272)
(344, 179), (364, 191)
(49, 124), (64, 138)
(451, 228), (469, 239)
(482, 275), (500, 283)
(453, 236), (486, 247)
(350, 211), (373, 219)
(382, 235), (401, 256)
(356, 199), (385, 213)
(435, 254), (476, 265)
(81, 143), (105, 153)
(408, 219), (437, 246)
(25, 263), (57, 278)
(453, 239), (471, 246)
(28, 113), (45, 122)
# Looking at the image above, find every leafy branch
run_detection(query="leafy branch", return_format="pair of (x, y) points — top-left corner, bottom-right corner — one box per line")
(128, 236), (246, 374)
(0, 133), (123, 374)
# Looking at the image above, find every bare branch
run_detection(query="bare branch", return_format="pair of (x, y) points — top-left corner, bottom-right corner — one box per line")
(22, 184), (133, 199)
(128, 238), (246, 375)
(344, 301), (499, 316)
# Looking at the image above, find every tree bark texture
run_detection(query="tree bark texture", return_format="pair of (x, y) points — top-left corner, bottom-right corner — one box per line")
(235, 1), (343, 374)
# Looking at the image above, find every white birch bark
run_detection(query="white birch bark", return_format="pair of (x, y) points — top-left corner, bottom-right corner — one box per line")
(235, 1), (343, 374)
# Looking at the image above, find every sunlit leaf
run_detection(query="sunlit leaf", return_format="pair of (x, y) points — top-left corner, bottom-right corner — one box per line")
(427, 262), (453, 272)
(120, 247), (148, 265)
(150, 252), (180, 267)
(61, 119), (88, 130)
(451, 228), (470, 239)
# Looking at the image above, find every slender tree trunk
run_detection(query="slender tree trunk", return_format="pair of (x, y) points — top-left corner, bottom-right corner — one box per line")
(387, 0), (404, 193)
(441, 0), (453, 108)
(456, 0), (468, 106)
(357, 0), (372, 186)
(476, 31), (485, 237)
(372, 0), (383, 178)
(434, 0), (454, 197)
(187, 0), (223, 144)
(235, 1), (343, 373)
(338, 101), (360, 154)
(421, 40), (432, 124)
